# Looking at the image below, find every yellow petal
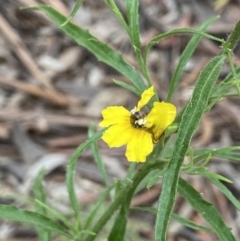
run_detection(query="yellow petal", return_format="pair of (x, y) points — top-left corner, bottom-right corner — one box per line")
(145, 102), (176, 141)
(102, 122), (133, 147)
(99, 106), (130, 127)
(136, 86), (155, 111)
(125, 129), (153, 162)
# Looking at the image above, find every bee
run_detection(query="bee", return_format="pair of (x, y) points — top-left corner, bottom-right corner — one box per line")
(133, 111), (146, 120)
(131, 110), (146, 128)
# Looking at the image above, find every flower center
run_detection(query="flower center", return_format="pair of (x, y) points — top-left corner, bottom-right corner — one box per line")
(130, 110), (146, 128)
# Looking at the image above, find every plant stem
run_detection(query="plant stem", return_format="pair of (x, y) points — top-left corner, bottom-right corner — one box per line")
(85, 161), (166, 241)
(104, 0), (131, 36)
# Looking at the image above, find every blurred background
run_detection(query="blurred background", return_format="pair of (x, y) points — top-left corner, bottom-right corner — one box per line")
(0, 0), (240, 240)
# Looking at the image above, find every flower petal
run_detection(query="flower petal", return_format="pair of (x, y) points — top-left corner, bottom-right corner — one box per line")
(145, 102), (176, 141)
(136, 86), (155, 110)
(102, 123), (133, 147)
(125, 129), (153, 162)
(99, 106), (130, 127)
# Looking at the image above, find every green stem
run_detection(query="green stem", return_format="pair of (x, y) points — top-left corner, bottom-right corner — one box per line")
(105, 0), (154, 92)
(141, 56), (154, 87)
(136, 52), (151, 85)
(85, 161), (166, 241)
(104, 0), (131, 36)
(136, 54), (159, 100)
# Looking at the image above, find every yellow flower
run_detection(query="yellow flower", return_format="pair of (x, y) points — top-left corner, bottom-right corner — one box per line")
(99, 86), (176, 163)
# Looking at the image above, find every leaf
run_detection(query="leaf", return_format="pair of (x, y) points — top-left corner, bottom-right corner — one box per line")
(197, 172), (232, 183)
(224, 19), (240, 51)
(217, 151), (240, 161)
(178, 178), (236, 241)
(167, 16), (220, 101)
(84, 185), (114, 230)
(33, 169), (51, 241)
(146, 169), (164, 189)
(66, 128), (106, 230)
(27, 5), (146, 92)
(126, 0), (141, 61)
(144, 27), (224, 65)
(208, 66), (240, 108)
(88, 124), (109, 187)
(0, 205), (72, 239)
(134, 163), (166, 193)
(103, 0), (130, 36)
(35, 200), (75, 232)
(132, 207), (212, 232)
(113, 79), (141, 95)
(170, 213), (212, 232)
(193, 146), (240, 163)
(108, 211), (127, 241)
(206, 177), (240, 211)
(33, 169), (47, 215)
(125, 163), (137, 179)
(61, 0), (84, 26)
(155, 55), (225, 241)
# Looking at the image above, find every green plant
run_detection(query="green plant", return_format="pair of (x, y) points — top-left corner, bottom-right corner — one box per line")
(1, 1), (240, 241)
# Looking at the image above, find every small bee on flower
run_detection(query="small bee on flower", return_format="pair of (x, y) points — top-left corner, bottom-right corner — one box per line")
(130, 109), (146, 128)
(99, 86), (176, 163)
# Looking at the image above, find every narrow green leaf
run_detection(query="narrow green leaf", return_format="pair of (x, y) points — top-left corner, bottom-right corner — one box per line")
(144, 27), (224, 65)
(224, 20), (240, 51)
(217, 151), (240, 161)
(208, 65), (240, 109)
(126, 0), (141, 51)
(88, 124), (109, 187)
(178, 178), (236, 241)
(132, 207), (212, 232)
(206, 177), (240, 211)
(61, 0), (84, 26)
(198, 172), (232, 183)
(27, 5), (146, 92)
(113, 79), (141, 95)
(0, 205), (72, 239)
(108, 211), (127, 241)
(167, 16), (219, 101)
(103, 0), (131, 36)
(126, 0), (154, 88)
(84, 185), (114, 230)
(33, 169), (47, 215)
(66, 128), (106, 231)
(77, 229), (96, 238)
(171, 213), (212, 232)
(146, 169), (164, 189)
(36, 228), (50, 241)
(33, 169), (51, 241)
(35, 200), (75, 232)
(155, 55), (225, 241)
(125, 163), (136, 179)
(193, 146), (240, 163)
(136, 164), (165, 193)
